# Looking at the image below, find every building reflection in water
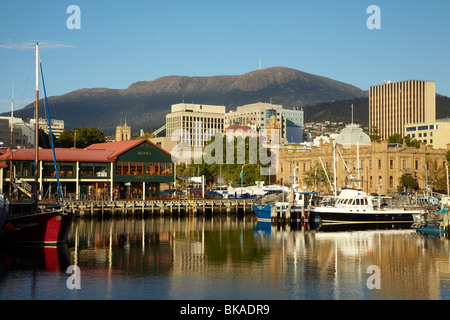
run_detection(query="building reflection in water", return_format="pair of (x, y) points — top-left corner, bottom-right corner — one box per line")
(65, 216), (450, 299)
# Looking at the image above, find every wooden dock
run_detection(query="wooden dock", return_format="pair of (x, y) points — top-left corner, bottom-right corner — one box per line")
(270, 206), (316, 224)
(63, 199), (256, 217)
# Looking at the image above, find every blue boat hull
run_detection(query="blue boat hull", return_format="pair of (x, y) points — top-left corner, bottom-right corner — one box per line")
(253, 204), (272, 222)
(252, 203), (313, 222)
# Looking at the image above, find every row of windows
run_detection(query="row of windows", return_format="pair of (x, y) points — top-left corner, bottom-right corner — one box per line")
(406, 124), (437, 131)
(282, 158), (446, 174)
(7, 161), (173, 178)
(42, 162), (109, 178)
(115, 162), (172, 176)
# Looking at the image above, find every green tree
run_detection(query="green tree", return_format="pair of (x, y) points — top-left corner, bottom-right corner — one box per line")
(302, 162), (333, 193)
(404, 135), (420, 148)
(387, 133), (403, 144)
(57, 127), (106, 148)
(38, 128), (56, 149)
(369, 126), (381, 142)
(398, 173), (418, 192)
(176, 133), (268, 187)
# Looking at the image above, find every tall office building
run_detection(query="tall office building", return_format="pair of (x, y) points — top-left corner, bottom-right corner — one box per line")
(369, 80), (435, 140)
(166, 103), (225, 148)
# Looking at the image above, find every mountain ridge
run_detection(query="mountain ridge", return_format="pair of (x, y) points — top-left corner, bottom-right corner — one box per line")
(3, 67), (370, 133)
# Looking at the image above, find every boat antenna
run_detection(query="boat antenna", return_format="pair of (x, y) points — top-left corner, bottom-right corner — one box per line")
(40, 58), (63, 200)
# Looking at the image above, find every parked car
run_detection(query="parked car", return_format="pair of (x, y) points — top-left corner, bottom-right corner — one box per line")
(398, 192), (414, 199)
(205, 191), (223, 199)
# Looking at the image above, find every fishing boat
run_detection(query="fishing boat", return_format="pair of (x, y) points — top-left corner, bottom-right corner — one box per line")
(0, 42), (75, 246)
(253, 188), (317, 222)
(412, 208), (450, 236)
(311, 188), (423, 223)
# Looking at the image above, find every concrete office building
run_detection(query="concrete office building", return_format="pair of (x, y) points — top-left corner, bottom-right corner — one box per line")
(225, 103), (304, 144)
(369, 80), (436, 140)
(405, 118), (450, 150)
(165, 103), (225, 148)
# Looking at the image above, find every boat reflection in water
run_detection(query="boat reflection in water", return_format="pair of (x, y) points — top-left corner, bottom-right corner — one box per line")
(0, 244), (71, 271)
(2, 215), (449, 300)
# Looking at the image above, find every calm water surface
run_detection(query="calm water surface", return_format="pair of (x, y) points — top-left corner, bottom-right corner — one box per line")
(1, 215), (450, 300)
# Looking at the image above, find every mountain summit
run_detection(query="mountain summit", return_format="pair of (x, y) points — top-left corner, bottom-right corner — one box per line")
(9, 67), (367, 133)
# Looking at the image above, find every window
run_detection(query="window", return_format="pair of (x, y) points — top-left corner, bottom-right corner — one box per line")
(390, 176), (393, 188)
(59, 163), (74, 177)
(390, 159), (393, 169)
(43, 163), (56, 177)
(378, 159), (382, 169)
(146, 163), (158, 175)
(402, 160), (406, 169)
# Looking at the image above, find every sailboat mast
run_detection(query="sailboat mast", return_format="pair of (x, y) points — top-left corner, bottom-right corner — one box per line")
(9, 82), (14, 199)
(34, 42), (39, 202)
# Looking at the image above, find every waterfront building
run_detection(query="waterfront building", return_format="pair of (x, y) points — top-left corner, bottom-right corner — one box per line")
(0, 139), (174, 200)
(165, 103), (225, 148)
(277, 123), (448, 196)
(369, 80), (436, 140)
(224, 103), (304, 144)
(405, 118), (450, 150)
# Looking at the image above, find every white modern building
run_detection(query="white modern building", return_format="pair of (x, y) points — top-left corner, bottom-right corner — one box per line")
(165, 103), (226, 148)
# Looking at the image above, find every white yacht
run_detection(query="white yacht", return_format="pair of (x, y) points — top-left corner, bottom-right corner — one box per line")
(312, 188), (423, 223)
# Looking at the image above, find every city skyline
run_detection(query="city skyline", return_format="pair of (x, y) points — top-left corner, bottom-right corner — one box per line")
(1, 1), (450, 114)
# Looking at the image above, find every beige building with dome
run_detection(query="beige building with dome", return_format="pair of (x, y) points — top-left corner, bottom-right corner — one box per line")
(277, 123), (449, 195)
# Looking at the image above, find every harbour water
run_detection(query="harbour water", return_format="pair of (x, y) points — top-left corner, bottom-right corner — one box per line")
(1, 215), (450, 301)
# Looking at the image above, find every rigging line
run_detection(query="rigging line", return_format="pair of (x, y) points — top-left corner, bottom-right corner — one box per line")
(39, 60), (63, 201)
(38, 55), (60, 126)
(19, 56), (34, 110)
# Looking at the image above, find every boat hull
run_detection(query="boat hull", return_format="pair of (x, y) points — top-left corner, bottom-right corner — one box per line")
(313, 208), (416, 223)
(253, 203), (312, 222)
(0, 209), (75, 246)
(253, 204), (272, 222)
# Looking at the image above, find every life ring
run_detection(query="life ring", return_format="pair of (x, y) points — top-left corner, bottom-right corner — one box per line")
(365, 191), (371, 196)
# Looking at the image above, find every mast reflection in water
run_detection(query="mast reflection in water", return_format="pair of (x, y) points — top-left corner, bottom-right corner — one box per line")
(1, 216), (450, 300)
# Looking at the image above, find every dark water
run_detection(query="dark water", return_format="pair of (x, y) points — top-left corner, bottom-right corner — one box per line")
(1, 215), (450, 300)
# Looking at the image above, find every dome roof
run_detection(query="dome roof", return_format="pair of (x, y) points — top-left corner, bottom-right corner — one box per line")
(335, 124), (371, 146)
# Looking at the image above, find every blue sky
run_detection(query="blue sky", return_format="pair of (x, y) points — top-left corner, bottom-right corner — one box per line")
(1, 0), (449, 113)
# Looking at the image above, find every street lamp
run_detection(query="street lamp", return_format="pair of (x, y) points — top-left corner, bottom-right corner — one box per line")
(240, 164), (247, 198)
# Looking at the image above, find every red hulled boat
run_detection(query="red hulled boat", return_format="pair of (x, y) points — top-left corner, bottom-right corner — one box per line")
(0, 42), (74, 246)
